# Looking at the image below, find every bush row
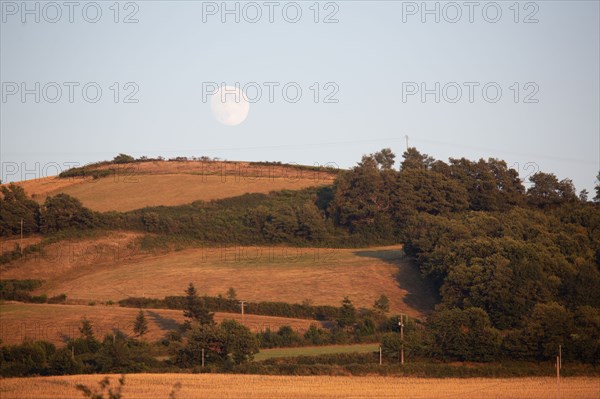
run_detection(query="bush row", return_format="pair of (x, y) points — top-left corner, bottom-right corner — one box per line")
(118, 295), (341, 321)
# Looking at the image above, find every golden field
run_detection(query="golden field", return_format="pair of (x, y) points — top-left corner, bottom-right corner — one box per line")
(12, 161), (335, 212)
(0, 303), (322, 346)
(0, 374), (598, 399)
(0, 231), (435, 316)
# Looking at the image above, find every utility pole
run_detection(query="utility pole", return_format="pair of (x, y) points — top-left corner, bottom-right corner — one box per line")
(405, 135), (409, 150)
(201, 348), (205, 368)
(379, 346), (382, 366)
(239, 300), (247, 324)
(559, 344), (562, 369)
(399, 314), (405, 366)
(20, 218), (23, 254)
(556, 355), (560, 398)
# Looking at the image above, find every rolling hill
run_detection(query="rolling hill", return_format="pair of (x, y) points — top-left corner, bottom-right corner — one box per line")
(0, 231), (436, 317)
(13, 160), (335, 212)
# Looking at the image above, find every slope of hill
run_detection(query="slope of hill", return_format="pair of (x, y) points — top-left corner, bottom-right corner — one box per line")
(13, 160), (336, 212)
(0, 231), (436, 317)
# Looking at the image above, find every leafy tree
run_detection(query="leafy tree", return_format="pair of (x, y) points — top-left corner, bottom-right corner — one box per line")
(329, 156), (396, 238)
(112, 153), (135, 164)
(66, 318), (101, 357)
(176, 323), (225, 367)
(400, 147), (435, 171)
(133, 310), (148, 338)
(220, 319), (259, 364)
(337, 297), (357, 329)
(570, 306), (600, 363)
(49, 348), (83, 375)
(79, 318), (95, 341)
(579, 189), (589, 202)
(0, 184), (40, 236)
(373, 148), (396, 169)
(304, 324), (329, 345)
(393, 168), (469, 219)
(445, 158), (523, 211)
(428, 307), (501, 361)
(381, 332), (402, 360)
(40, 194), (98, 233)
(515, 302), (573, 360)
(183, 283), (214, 326)
(527, 172), (577, 207)
(374, 294), (390, 313)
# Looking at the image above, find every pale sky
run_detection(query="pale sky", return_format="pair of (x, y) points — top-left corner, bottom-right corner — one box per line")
(1, 1), (599, 193)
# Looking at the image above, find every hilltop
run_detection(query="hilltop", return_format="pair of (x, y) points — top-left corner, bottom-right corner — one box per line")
(13, 157), (337, 212)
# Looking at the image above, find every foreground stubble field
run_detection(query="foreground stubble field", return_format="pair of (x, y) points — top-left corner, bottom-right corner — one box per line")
(0, 374), (598, 399)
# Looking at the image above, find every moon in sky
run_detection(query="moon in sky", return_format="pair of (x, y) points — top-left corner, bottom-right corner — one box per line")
(210, 86), (250, 126)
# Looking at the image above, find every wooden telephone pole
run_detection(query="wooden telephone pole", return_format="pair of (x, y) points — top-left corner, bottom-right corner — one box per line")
(399, 314), (405, 366)
(556, 345), (562, 398)
(20, 218), (24, 254)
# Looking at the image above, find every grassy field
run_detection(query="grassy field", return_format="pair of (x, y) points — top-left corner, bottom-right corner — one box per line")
(254, 344), (379, 361)
(13, 161), (335, 212)
(0, 303), (322, 346)
(1, 374), (597, 399)
(1, 233), (436, 316)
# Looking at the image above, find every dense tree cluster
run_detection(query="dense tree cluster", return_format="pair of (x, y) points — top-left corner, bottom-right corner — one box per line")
(0, 185), (102, 238)
(332, 148), (600, 362)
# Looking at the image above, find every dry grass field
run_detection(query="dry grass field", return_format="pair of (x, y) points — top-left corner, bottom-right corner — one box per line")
(1, 231), (435, 316)
(12, 161), (335, 212)
(1, 374), (598, 399)
(0, 303), (322, 346)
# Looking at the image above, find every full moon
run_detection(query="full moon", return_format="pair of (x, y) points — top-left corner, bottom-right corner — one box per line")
(210, 86), (250, 126)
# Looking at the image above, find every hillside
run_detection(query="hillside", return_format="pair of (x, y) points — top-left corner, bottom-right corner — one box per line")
(13, 160), (336, 212)
(2, 149), (599, 371)
(0, 231), (436, 317)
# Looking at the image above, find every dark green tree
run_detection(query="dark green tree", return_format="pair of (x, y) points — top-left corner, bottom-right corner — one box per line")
(400, 147), (435, 171)
(176, 323), (226, 367)
(527, 172), (577, 207)
(428, 307), (501, 361)
(0, 184), (40, 236)
(373, 148), (396, 169)
(40, 194), (98, 233)
(79, 317), (95, 340)
(133, 310), (148, 338)
(49, 348), (83, 375)
(220, 319), (259, 364)
(337, 297), (357, 329)
(183, 283), (214, 326)
(112, 153), (135, 164)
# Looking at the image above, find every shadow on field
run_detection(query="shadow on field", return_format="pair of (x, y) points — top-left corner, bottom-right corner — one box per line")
(146, 310), (180, 331)
(354, 248), (438, 315)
